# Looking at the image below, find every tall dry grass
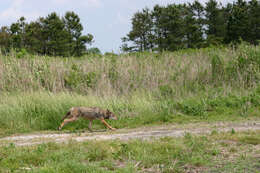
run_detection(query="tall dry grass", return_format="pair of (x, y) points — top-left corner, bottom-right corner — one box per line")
(1, 44), (259, 98)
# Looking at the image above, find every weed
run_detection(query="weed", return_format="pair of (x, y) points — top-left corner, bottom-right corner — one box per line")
(231, 128), (236, 134)
(0, 131), (259, 172)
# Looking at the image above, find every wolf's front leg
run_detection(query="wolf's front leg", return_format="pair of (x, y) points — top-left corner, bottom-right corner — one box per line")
(88, 120), (93, 132)
(100, 118), (116, 130)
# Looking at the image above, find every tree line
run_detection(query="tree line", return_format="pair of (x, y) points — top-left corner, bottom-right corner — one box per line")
(121, 0), (260, 52)
(0, 11), (94, 56)
(0, 0), (260, 56)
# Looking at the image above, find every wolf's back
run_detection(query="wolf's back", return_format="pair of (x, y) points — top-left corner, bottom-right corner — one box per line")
(79, 107), (105, 119)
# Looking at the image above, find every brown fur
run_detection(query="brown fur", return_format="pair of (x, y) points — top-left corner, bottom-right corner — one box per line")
(58, 107), (117, 131)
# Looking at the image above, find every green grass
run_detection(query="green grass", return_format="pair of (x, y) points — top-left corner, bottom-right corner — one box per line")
(0, 43), (259, 136)
(0, 44), (260, 172)
(0, 89), (260, 137)
(0, 131), (259, 172)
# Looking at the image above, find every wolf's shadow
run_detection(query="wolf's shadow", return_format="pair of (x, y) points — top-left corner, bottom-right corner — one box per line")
(60, 129), (107, 134)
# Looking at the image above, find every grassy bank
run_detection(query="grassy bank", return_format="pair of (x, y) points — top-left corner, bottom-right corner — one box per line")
(0, 44), (260, 136)
(0, 89), (260, 137)
(0, 131), (259, 172)
(0, 44), (260, 96)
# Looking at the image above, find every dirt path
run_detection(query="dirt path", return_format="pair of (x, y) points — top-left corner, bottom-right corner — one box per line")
(1, 121), (260, 146)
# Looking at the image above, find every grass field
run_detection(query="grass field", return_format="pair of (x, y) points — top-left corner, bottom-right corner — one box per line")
(0, 44), (260, 136)
(0, 130), (259, 172)
(0, 44), (260, 172)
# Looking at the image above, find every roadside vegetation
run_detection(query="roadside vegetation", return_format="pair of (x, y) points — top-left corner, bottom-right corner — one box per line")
(0, 0), (259, 172)
(0, 44), (260, 136)
(0, 130), (259, 172)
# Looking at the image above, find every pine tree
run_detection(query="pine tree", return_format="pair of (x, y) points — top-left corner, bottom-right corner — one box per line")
(63, 11), (93, 56)
(24, 21), (45, 54)
(185, 1), (205, 48)
(40, 12), (71, 56)
(226, 0), (249, 43)
(10, 17), (26, 49)
(153, 4), (186, 51)
(0, 26), (11, 52)
(248, 0), (260, 45)
(205, 0), (226, 45)
(122, 8), (153, 52)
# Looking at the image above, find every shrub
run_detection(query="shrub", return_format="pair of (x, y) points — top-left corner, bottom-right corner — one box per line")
(64, 64), (98, 90)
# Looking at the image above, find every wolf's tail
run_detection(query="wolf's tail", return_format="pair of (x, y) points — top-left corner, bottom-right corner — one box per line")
(61, 111), (71, 121)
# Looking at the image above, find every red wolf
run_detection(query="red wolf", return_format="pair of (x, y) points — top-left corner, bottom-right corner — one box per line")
(58, 107), (117, 131)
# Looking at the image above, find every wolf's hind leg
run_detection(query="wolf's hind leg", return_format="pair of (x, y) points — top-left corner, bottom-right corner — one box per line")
(100, 118), (116, 130)
(58, 117), (78, 130)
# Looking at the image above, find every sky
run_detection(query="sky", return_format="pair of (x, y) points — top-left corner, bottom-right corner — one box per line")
(0, 0), (234, 53)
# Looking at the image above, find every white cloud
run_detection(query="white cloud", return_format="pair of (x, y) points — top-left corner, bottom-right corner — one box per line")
(107, 12), (129, 30)
(0, 0), (23, 20)
(51, 0), (70, 5)
(116, 12), (128, 25)
(0, 0), (103, 25)
(0, 0), (43, 24)
(51, 0), (102, 8)
(85, 0), (102, 8)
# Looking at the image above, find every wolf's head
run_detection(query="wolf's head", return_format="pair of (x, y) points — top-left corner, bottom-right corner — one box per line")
(105, 109), (117, 120)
